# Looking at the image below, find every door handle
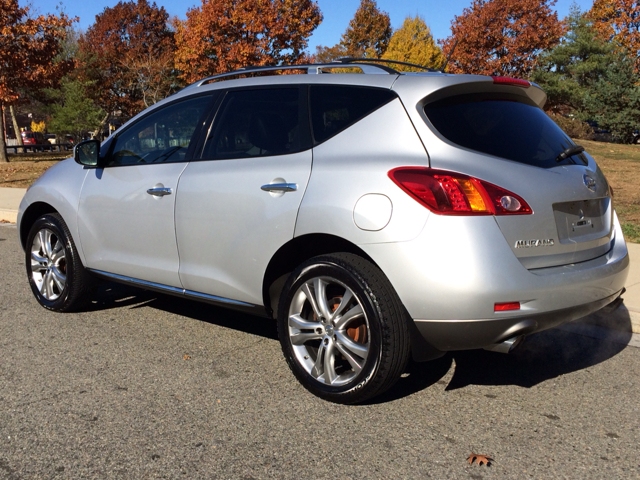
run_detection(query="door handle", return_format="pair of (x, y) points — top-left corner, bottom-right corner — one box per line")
(147, 187), (172, 196)
(260, 183), (297, 193)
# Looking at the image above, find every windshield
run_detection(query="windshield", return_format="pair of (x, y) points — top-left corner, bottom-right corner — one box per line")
(424, 93), (587, 168)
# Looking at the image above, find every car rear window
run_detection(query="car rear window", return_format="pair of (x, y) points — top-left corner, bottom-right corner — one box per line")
(423, 93), (587, 168)
(310, 85), (397, 144)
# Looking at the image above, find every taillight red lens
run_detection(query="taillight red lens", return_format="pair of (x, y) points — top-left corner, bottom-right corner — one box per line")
(491, 76), (531, 88)
(388, 167), (532, 216)
(495, 302), (520, 312)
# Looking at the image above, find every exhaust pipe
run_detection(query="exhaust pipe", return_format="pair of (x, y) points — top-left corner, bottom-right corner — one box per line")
(603, 290), (625, 312)
(483, 335), (524, 354)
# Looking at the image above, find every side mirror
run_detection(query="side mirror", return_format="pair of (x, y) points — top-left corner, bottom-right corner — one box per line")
(74, 139), (101, 167)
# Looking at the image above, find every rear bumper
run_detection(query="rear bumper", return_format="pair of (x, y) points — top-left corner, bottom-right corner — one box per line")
(361, 212), (630, 351)
(413, 289), (622, 351)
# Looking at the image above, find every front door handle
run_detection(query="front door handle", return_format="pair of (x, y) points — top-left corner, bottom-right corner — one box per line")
(260, 183), (297, 193)
(147, 187), (172, 197)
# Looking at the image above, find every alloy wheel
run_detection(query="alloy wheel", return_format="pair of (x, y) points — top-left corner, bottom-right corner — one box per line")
(30, 228), (67, 301)
(287, 276), (370, 386)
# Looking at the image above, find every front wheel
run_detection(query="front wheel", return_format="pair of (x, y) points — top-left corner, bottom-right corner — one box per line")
(277, 253), (411, 404)
(26, 213), (93, 312)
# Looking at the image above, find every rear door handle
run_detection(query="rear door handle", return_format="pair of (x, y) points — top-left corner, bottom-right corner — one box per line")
(260, 183), (297, 193)
(147, 187), (172, 197)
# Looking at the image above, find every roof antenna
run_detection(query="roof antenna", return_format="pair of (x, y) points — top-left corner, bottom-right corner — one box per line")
(442, 39), (458, 73)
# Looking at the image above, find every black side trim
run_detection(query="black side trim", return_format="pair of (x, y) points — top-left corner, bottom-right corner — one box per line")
(89, 269), (268, 317)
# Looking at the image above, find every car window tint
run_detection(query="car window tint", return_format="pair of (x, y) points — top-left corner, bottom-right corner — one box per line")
(108, 96), (212, 166)
(424, 93), (587, 168)
(202, 88), (308, 160)
(309, 85), (397, 144)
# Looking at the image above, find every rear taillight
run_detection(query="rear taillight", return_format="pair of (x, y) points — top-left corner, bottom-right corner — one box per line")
(388, 167), (532, 216)
(491, 76), (531, 88)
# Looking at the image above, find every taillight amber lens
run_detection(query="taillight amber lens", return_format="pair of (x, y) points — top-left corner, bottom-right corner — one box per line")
(388, 167), (532, 216)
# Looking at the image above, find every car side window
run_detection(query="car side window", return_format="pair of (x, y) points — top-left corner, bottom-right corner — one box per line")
(309, 85), (397, 144)
(201, 88), (310, 160)
(108, 95), (213, 167)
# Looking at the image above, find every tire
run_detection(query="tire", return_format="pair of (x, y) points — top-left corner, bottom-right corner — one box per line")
(277, 253), (411, 404)
(25, 213), (93, 312)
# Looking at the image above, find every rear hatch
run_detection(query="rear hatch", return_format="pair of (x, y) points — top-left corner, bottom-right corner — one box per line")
(417, 78), (613, 269)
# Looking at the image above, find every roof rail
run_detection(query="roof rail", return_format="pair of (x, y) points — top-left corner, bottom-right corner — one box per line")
(337, 57), (440, 72)
(180, 60), (407, 92)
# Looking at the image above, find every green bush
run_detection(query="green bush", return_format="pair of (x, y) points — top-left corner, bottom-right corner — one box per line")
(549, 114), (594, 140)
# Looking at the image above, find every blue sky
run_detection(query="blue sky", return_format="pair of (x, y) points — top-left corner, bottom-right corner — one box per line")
(30, 0), (596, 51)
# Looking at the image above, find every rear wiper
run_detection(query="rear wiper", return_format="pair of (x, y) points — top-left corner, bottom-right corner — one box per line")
(555, 145), (585, 162)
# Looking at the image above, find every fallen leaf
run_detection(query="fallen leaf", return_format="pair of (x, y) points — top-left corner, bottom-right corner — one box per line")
(468, 453), (493, 466)
(0, 220), (10, 223)
(183, 354), (191, 360)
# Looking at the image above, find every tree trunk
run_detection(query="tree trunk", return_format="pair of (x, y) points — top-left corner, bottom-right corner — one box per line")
(9, 105), (24, 153)
(91, 112), (110, 140)
(0, 105), (8, 163)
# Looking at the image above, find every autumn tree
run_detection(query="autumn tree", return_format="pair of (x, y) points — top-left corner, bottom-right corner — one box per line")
(382, 16), (444, 70)
(0, 0), (73, 162)
(589, 0), (640, 70)
(78, 0), (176, 129)
(340, 0), (391, 58)
(175, 0), (322, 83)
(440, 0), (565, 78)
(313, 44), (347, 63)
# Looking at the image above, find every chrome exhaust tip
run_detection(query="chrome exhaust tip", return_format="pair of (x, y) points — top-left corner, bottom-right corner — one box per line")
(483, 335), (524, 354)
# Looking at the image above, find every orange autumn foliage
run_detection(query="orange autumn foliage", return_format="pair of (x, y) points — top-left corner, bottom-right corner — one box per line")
(440, 0), (565, 78)
(589, 0), (640, 70)
(78, 0), (176, 119)
(175, 0), (322, 83)
(0, 0), (74, 105)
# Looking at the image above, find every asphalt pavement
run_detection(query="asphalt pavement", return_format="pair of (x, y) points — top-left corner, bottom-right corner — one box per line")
(2, 217), (640, 478)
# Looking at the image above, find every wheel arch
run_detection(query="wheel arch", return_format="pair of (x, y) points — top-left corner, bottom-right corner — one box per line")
(264, 233), (446, 363)
(262, 233), (378, 319)
(19, 202), (59, 249)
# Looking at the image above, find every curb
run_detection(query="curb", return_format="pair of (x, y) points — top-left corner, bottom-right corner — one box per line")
(0, 187), (25, 224)
(556, 302), (640, 349)
(0, 209), (17, 223)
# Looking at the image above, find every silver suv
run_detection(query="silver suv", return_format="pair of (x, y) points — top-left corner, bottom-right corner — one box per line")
(18, 59), (630, 403)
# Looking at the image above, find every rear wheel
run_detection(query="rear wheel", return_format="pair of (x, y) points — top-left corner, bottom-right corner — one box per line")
(277, 253), (410, 404)
(26, 213), (93, 312)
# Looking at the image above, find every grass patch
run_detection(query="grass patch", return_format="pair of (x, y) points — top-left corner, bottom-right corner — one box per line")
(7, 151), (71, 162)
(1, 151), (70, 187)
(621, 222), (640, 243)
(0, 160), (60, 188)
(582, 140), (640, 243)
(580, 140), (640, 163)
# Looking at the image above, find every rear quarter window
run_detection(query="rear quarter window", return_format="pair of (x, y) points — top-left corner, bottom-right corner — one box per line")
(423, 93), (587, 168)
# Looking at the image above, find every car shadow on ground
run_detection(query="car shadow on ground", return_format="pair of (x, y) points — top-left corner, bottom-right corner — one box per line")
(369, 310), (633, 403)
(85, 281), (278, 340)
(85, 282), (633, 404)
